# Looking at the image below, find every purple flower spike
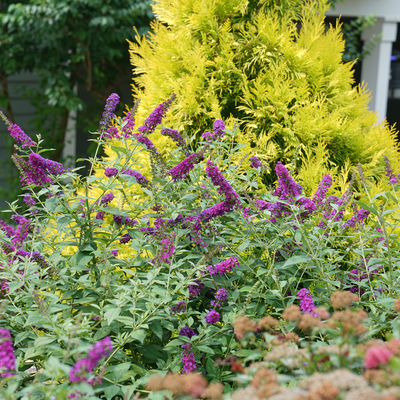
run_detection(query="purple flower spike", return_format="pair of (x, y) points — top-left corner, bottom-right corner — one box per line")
(120, 233), (132, 244)
(205, 309), (220, 324)
(168, 152), (204, 182)
(179, 327), (197, 338)
(29, 153), (65, 176)
(205, 161), (241, 207)
(138, 94), (176, 135)
(121, 99), (140, 138)
(215, 288), (229, 303)
(0, 111), (36, 148)
(0, 329), (16, 377)
(171, 300), (186, 314)
(104, 167), (118, 178)
(182, 343), (197, 373)
(189, 280), (204, 300)
(11, 215), (31, 247)
(121, 169), (150, 187)
(297, 288), (317, 317)
(313, 175), (333, 207)
(344, 208), (370, 229)
(250, 156), (262, 169)
(201, 119), (225, 141)
(206, 257), (239, 275)
(161, 128), (189, 155)
(101, 192), (114, 205)
(70, 337), (112, 383)
(274, 162), (303, 201)
(99, 93), (120, 134)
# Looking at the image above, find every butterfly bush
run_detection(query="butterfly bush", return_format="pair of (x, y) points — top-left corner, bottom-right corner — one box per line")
(1, 93), (400, 398)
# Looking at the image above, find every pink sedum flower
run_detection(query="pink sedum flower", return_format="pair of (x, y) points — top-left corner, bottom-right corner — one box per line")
(364, 346), (392, 369)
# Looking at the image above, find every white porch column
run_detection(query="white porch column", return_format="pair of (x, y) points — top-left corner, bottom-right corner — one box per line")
(361, 19), (398, 122)
(62, 84), (77, 168)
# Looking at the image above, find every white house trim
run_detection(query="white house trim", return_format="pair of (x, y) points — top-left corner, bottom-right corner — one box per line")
(326, 0), (400, 122)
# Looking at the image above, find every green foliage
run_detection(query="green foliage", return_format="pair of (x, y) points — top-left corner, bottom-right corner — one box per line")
(2, 96), (400, 397)
(0, 0), (153, 210)
(341, 14), (380, 63)
(125, 0), (399, 194)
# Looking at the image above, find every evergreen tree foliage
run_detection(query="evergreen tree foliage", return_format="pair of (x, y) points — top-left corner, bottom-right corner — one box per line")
(124, 0), (399, 193)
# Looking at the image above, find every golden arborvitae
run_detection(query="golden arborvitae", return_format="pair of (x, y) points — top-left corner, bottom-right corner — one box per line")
(108, 0), (399, 194)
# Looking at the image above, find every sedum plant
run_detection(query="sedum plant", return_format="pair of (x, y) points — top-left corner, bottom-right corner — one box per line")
(1, 95), (400, 398)
(120, 0), (399, 193)
(148, 293), (400, 400)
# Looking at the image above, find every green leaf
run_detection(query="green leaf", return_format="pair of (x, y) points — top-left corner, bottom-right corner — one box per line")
(34, 336), (56, 348)
(69, 250), (93, 267)
(14, 331), (30, 346)
(196, 345), (214, 354)
(165, 338), (185, 348)
(110, 145), (128, 155)
(105, 307), (121, 325)
(131, 329), (147, 344)
(8, 281), (24, 293)
(57, 215), (73, 231)
(103, 386), (121, 400)
(151, 323), (163, 340)
(25, 313), (46, 326)
(237, 240), (250, 254)
(161, 320), (175, 331)
(282, 255), (311, 269)
(94, 327), (112, 342)
(113, 362), (131, 382)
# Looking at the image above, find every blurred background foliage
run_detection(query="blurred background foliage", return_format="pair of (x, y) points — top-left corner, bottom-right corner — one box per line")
(0, 0), (153, 213)
(0, 0), (380, 216)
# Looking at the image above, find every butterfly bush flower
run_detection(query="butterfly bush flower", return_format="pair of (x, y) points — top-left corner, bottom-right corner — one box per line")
(152, 233), (176, 266)
(12, 153), (65, 187)
(29, 153), (65, 176)
(265, 162), (317, 220)
(297, 288), (317, 317)
(11, 215), (31, 248)
(23, 194), (36, 209)
(215, 288), (229, 302)
(99, 93), (120, 134)
(312, 174), (332, 207)
(0, 110), (36, 148)
(121, 169), (150, 187)
(120, 233), (132, 244)
(205, 309), (220, 324)
(206, 257), (239, 275)
(250, 156), (262, 169)
(343, 208), (370, 230)
(189, 280), (204, 300)
(121, 99), (140, 138)
(181, 343), (197, 373)
(0, 329), (16, 377)
(138, 93), (176, 135)
(101, 192), (114, 205)
(201, 120), (225, 142)
(205, 161), (240, 207)
(274, 162), (303, 201)
(168, 152), (204, 182)
(179, 327), (197, 338)
(161, 128), (189, 155)
(70, 337), (112, 383)
(0, 221), (16, 238)
(384, 155), (397, 184)
(113, 215), (137, 227)
(171, 301), (186, 315)
(104, 167), (118, 178)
